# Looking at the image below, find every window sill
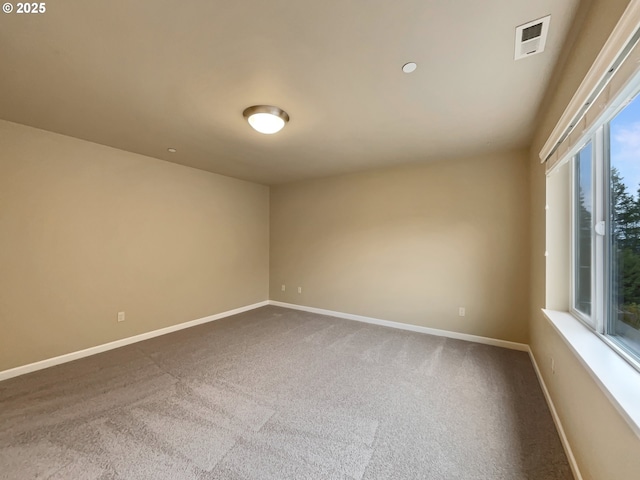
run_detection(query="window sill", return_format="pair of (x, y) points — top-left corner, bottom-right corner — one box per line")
(542, 309), (640, 438)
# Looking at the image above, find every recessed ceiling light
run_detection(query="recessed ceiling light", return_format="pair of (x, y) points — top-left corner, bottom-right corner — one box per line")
(167, 148), (177, 153)
(402, 62), (417, 73)
(243, 105), (289, 134)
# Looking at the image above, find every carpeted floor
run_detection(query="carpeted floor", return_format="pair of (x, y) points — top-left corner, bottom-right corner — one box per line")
(0, 306), (572, 479)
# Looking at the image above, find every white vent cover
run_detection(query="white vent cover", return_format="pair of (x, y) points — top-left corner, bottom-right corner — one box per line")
(514, 15), (551, 60)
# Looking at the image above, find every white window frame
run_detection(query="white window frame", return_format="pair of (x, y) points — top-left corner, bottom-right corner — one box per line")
(567, 80), (640, 373)
(569, 139), (598, 330)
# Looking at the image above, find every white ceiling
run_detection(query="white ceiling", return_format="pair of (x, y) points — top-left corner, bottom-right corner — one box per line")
(0, 0), (580, 184)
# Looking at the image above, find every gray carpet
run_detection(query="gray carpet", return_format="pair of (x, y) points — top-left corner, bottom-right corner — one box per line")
(0, 306), (572, 479)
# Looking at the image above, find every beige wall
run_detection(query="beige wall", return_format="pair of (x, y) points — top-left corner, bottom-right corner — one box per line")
(529, 0), (640, 478)
(270, 151), (530, 344)
(0, 120), (269, 371)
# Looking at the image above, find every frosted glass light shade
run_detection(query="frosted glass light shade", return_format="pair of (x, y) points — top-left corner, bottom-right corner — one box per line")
(248, 112), (285, 134)
(243, 105), (289, 134)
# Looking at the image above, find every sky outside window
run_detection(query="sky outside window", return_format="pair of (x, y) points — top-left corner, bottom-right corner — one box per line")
(610, 93), (640, 196)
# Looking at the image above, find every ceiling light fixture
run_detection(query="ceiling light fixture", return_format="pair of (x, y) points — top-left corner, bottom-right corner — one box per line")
(402, 62), (417, 73)
(243, 105), (289, 134)
(167, 148), (177, 153)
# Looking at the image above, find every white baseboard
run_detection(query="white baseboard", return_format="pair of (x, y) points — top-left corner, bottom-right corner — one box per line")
(528, 348), (583, 480)
(269, 301), (529, 352)
(0, 300), (269, 382)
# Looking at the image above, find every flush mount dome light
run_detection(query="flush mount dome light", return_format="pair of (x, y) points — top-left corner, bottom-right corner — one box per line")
(243, 105), (289, 134)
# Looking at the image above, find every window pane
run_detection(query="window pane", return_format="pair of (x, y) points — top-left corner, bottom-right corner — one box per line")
(608, 94), (640, 359)
(575, 143), (593, 317)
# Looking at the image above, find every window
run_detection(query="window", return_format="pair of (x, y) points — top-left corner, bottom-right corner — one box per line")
(608, 96), (640, 361)
(570, 92), (640, 368)
(573, 142), (593, 319)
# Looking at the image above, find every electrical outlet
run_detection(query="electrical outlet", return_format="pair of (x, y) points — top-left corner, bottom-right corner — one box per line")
(117, 311), (125, 322)
(281, 284), (286, 292)
(298, 286), (302, 294)
(458, 307), (465, 317)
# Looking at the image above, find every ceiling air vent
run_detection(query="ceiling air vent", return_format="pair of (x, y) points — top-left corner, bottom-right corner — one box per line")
(514, 15), (551, 60)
